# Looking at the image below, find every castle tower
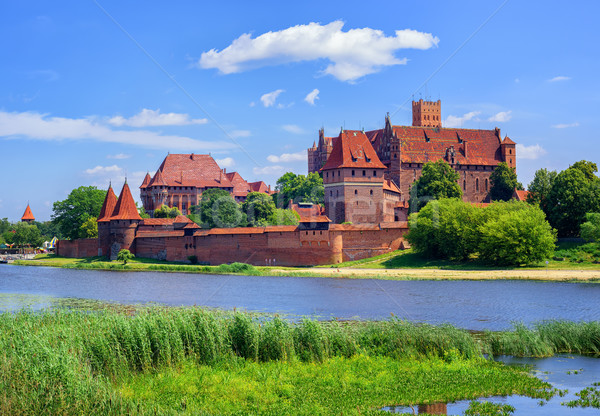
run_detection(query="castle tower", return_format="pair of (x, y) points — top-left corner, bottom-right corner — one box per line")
(108, 181), (142, 260)
(412, 99), (442, 128)
(501, 136), (517, 169)
(97, 184), (118, 257)
(21, 204), (35, 223)
(321, 129), (386, 224)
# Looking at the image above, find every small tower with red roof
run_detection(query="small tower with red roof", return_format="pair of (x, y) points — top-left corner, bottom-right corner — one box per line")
(21, 204), (35, 223)
(97, 184), (118, 257)
(501, 136), (517, 169)
(108, 181), (142, 259)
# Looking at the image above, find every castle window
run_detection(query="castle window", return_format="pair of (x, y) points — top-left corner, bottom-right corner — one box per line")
(509, 149), (512, 154)
(476, 178), (479, 192)
(463, 180), (466, 190)
(370, 190), (373, 195)
(485, 179), (489, 192)
(354, 189), (357, 195)
(330, 191), (332, 196)
(373, 170), (377, 176)
(352, 170), (355, 177)
(394, 154), (397, 159)
(338, 170), (340, 177)
(362, 170), (366, 176)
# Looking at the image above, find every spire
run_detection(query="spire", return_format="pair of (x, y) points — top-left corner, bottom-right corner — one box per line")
(149, 169), (167, 187)
(21, 203), (35, 222)
(140, 172), (152, 189)
(111, 182), (142, 220)
(97, 184), (118, 222)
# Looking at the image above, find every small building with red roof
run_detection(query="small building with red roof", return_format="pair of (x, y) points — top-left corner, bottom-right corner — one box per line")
(21, 204), (35, 223)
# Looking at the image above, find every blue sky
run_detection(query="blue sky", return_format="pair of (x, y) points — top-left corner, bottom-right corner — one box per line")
(1, 1), (598, 221)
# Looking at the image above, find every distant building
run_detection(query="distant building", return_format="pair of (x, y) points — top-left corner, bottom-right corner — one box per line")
(140, 153), (272, 216)
(21, 204), (35, 223)
(309, 100), (517, 213)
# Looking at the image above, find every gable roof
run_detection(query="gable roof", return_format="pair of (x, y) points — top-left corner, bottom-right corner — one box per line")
(111, 182), (142, 220)
(97, 185), (118, 222)
(513, 189), (530, 201)
(149, 153), (233, 189)
(502, 136), (516, 145)
(21, 204), (35, 221)
(321, 130), (386, 170)
(225, 171), (251, 196)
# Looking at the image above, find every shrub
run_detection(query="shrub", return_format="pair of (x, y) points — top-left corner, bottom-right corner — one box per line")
(116, 249), (134, 265)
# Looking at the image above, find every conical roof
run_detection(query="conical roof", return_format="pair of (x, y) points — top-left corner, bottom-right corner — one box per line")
(149, 169), (167, 187)
(111, 182), (142, 220)
(21, 204), (35, 221)
(97, 185), (118, 222)
(140, 172), (152, 189)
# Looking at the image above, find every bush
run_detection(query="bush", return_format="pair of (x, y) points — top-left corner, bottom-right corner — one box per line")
(187, 255), (198, 264)
(116, 249), (134, 264)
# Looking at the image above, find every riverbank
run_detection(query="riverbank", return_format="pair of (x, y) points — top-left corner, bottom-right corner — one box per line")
(12, 253), (600, 282)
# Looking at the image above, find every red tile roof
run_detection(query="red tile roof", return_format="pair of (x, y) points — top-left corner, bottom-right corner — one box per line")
(290, 203), (324, 217)
(97, 186), (118, 222)
(207, 227), (265, 235)
(149, 154), (233, 189)
(321, 130), (386, 170)
(111, 182), (142, 220)
(383, 179), (401, 194)
(264, 225), (298, 232)
(249, 181), (271, 193)
(299, 215), (331, 223)
(141, 218), (174, 226)
(149, 169), (167, 187)
(502, 136), (516, 145)
(140, 173), (152, 189)
(21, 204), (35, 221)
(513, 189), (530, 201)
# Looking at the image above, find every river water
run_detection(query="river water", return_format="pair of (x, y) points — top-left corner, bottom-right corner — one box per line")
(1, 264), (600, 331)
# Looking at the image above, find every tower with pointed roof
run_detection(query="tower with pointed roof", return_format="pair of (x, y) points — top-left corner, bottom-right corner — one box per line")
(107, 181), (142, 259)
(21, 204), (35, 223)
(97, 184), (118, 257)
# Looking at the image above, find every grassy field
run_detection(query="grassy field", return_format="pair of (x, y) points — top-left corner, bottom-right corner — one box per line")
(3, 307), (592, 415)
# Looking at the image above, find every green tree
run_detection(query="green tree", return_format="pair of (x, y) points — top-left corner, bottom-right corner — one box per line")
(79, 217), (98, 238)
(137, 203), (150, 219)
(489, 162), (521, 201)
(580, 212), (600, 241)
(196, 188), (246, 228)
(52, 186), (107, 240)
(117, 249), (134, 264)
(409, 160), (461, 210)
(153, 205), (181, 218)
(546, 166), (600, 237)
(478, 204), (556, 266)
(526, 168), (557, 210)
(0, 218), (10, 235)
(275, 172), (324, 207)
(268, 208), (300, 226)
(242, 192), (276, 226)
(33, 221), (62, 240)
(11, 222), (43, 247)
(571, 160), (598, 181)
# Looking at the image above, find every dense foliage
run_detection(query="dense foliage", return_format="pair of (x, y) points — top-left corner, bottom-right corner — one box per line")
(79, 216), (98, 238)
(52, 186), (107, 240)
(409, 159), (461, 210)
(526, 168), (557, 210)
(275, 172), (324, 207)
(10, 222), (44, 247)
(192, 188), (246, 228)
(242, 192), (276, 226)
(117, 249), (134, 264)
(581, 213), (600, 241)
(407, 199), (556, 265)
(153, 205), (181, 218)
(490, 162), (522, 201)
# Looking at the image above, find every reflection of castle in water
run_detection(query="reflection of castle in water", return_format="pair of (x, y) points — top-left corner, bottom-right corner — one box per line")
(418, 402), (447, 414)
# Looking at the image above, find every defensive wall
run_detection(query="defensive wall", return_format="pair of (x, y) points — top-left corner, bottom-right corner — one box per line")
(57, 223), (408, 267)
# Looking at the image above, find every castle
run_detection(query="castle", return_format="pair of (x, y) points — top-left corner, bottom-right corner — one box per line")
(140, 153), (272, 216)
(309, 99), (516, 223)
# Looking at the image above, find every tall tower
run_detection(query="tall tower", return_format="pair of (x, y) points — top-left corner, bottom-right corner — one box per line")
(412, 99), (442, 128)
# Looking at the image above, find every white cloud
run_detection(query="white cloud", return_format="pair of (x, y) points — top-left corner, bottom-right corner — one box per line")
(548, 76), (571, 82)
(444, 111), (480, 128)
(0, 111), (234, 151)
(260, 89), (285, 107)
(253, 165), (285, 175)
(230, 129), (251, 138)
(108, 108), (208, 127)
(552, 122), (579, 129)
(488, 111), (512, 123)
(85, 165), (123, 175)
(282, 124), (304, 134)
(215, 157), (235, 168)
(517, 144), (546, 160)
(249, 101), (256, 107)
(267, 151), (307, 163)
(304, 89), (320, 105)
(198, 21), (439, 82)
(107, 153), (131, 159)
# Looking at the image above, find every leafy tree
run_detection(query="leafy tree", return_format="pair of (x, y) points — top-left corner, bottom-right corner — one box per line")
(79, 217), (98, 238)
(526, 168), (557, 210)
(2, 231), (14, 245)
(11, 222), (43, 247)
(52, 186), (107, 240)
(275, 172), (324, 207)
(580, 212), (600, 241)
(478, 205), (556, 265)
(268, 208), (300, 226)
(0, 218), (10, 235)
(117, 249), (134, 264)
(137, 203), (150, 219)
(489, 162), (520, 201)
(195, 188), (246, 228)
(409, 160), (461, 210)
(242, 192), (276, 226)
(33, 221), (62, 240)
(546, 166), (600, 237)
(571, 160), (598, 181)
(153, 205), (181, 218)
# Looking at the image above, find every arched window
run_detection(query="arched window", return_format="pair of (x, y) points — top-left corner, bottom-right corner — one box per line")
(476, 178), (479, 192)
(463, 180), (466, 190)
(370, 190), (373, 195)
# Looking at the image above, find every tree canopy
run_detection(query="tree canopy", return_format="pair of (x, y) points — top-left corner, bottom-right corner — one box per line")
(489, 162), (522, 201)
(275, 172), (324, 207)
(193, 188), (246, 228)
(526, 168), (557, 211)
(79, 217), (98, 238)
(52, 186), (107, 240)
(242, 192), (276, 227)
(153, 205), (181, 218)
(409, 159), (461, 210)
(11, 222), (43, 248)
(580, 212), (600, 241)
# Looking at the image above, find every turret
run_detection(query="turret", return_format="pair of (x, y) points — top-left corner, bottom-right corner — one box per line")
(108, 181), (141, 259)
(97, 184), (118, 257)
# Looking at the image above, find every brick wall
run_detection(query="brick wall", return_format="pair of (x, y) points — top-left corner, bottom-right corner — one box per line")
(56, 238), (99, 258)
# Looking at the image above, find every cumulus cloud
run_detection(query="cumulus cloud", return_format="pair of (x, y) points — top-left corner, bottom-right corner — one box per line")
(108, 108), (208, 127)
(253, 165), (285, 175)
(215, 157), (235, 168)
(267, 151), (307, 163)
(548, 76), (571, 82)
(552, 122), (579, 129)
(85, 165), (123, 175)
(443, 111), (481, 128)
(304, 89), (320, 105)
(0, 111), (233, 151)
(488, 111), (512, 123)
(198, 21), (439, 82)
(230, 130), (251, 138)
(260, 89), (285, 107)
(516, 144), (546, 160)
(107, 153), (131, 159)
(282, 124), (304, 134)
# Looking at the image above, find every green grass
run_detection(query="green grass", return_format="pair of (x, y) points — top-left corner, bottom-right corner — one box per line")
(1, 307), (570, 415)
